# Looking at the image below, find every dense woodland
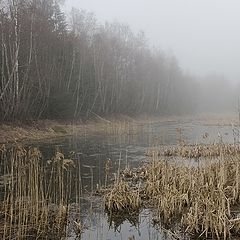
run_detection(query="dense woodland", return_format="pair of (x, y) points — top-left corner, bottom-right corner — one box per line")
(0, 0), (211, 121)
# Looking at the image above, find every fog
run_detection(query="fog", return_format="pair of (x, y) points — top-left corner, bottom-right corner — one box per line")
(0, 0), (239, 121)
(65, 0), (240, 84)
(63, 0), (240, 114)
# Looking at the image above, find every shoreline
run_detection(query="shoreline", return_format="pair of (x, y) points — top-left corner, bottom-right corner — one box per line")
(0, 117), (141, 144)
(0, 113), (238, 144)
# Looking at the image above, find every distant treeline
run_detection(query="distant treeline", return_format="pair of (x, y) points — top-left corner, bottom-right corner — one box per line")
(0, 0), (196, 121)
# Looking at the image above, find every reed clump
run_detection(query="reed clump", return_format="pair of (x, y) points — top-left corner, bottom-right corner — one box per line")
(144, 155), (240, 239)
(105, 143), (240, 239)
(146, 143), (240, 158)
(0, 145), (81, 239)
(104, 121), (142, 136)
(104, 180), (141, 214)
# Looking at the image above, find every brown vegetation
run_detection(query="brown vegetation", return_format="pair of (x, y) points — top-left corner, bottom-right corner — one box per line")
(104, 180), (141, 214)
(0, 121), (70, 143)
(0, 145), (82, 239)
(104, 143), (240, 239)
(146, 143), (240, 158)
(0, 118), (142, 143)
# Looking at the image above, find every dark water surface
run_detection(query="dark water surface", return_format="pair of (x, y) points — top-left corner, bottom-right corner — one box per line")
(31, 120), (235, 239)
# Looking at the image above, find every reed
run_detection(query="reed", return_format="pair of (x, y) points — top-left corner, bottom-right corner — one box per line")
(106, 143), (240, 239)
(146, 143), (240, 158)
(0, 145), (81, 239)
(104, 180), (141, 214)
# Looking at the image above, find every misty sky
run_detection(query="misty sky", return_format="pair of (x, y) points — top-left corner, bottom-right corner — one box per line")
(64, 0), (240, 83)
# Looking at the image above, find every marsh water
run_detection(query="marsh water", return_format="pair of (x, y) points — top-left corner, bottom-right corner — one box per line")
(30, 119), (236, 239)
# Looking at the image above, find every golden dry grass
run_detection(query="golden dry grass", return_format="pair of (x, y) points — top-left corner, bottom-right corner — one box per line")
(0, 145), (81, 239)
(104, 180), (141, 214)
(146, 143), (240, 158)
(105, 143), (240, 239)
(0, 118), (143, 143)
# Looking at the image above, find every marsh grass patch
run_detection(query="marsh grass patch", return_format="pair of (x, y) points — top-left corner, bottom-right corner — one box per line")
(104, 143), (240, 240)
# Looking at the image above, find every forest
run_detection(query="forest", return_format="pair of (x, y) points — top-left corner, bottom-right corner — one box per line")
(0, 0), (199, 121)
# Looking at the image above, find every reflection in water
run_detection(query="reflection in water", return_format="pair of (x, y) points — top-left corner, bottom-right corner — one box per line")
(30, 120), (235, 239)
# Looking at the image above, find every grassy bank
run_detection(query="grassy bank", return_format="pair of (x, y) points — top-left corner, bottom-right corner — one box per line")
(0, 120), (71, 143)
(1, 113), (238, 144)
(0, 117), (143, 144)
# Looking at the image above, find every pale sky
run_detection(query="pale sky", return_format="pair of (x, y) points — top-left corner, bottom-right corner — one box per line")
(64, 0), (240, 83)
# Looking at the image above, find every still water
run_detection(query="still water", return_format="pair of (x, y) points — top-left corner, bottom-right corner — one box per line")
(32, 120), (235, 239)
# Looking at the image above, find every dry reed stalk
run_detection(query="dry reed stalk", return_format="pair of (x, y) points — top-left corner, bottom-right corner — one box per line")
(0, 145), (81, 239)
(104, 180), (141, 214)
(104, 144), (240, 239)
(146, 143), (240, 159)
(143, 154), (240, 239)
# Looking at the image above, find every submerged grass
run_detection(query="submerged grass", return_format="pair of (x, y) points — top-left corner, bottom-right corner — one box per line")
(104, 143), (240, 240)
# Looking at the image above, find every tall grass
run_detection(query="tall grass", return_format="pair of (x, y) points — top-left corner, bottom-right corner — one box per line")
(105, 143), (240, 239)
(146, 143), (240, 158)
(104, 180), (141, 214)
(0, 145), (81, 239)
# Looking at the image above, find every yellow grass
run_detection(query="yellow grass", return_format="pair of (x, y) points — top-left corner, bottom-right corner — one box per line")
(104, 180), (141, 214)
(0, 118), (143, 143)
(105, 143), (240, 239)
(0, 145), (81, 239)
(146, 143), (240, 158)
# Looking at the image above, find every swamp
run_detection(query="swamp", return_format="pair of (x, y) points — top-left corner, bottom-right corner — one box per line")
(1, 0), (240, 239)
(1, 117), (240, 239)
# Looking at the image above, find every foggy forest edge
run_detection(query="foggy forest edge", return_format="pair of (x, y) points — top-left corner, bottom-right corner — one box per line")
(0, 0), (237, 122)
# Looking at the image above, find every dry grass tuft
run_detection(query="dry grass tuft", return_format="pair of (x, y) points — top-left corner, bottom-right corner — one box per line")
(105, 143), (240, 239)
(104, 180), (141, 214)
(144, 154), (240, 239)
(146, 143), (240, 158)
(0, 145), (81, 239)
